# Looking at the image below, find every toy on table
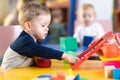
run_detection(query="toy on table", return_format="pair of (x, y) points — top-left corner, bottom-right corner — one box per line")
(102, 44), (120, 58)
(51, 73), (68, 80)
(74, 74), (80, 80)
(72, 31), (113, 70)
(104, 65), (115, 78)
(99, 33), (120, 68)
(60, 37), (78, 51)
(103, 61), (120, 68)
(92, 33), (120, 79)
(112, 68), (120, 79)
(32, 73), (88, 80)
(37, 74), (52, 79)
(83, 36), (94, 48)
(34, 57), (52, 68)
(104, 67), (120, 79)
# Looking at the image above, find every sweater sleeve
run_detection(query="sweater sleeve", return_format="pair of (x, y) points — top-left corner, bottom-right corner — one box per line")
(10, 31), (64, 60)
(31, 43), (64, 60)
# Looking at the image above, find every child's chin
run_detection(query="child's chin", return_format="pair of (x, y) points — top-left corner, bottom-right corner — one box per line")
(41, 37), (46, 40)
(37, 37), (45, 40)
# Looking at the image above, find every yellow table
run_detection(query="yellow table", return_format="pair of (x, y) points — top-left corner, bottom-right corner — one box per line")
(0, 60), (114, 80)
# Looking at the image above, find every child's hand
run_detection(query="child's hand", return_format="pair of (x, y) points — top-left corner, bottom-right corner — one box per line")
(62, 53), (80, 64)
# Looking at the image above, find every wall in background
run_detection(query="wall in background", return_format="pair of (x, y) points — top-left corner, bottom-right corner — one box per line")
(0, 0), (8, 25)
(0, 0), (17, 25)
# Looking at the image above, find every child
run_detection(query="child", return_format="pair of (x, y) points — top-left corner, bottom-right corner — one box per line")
(74, 4), (105, 46)
(49, 8), (67, 44)
(1, 2), (79, 70)
(74, 4), (105, 60)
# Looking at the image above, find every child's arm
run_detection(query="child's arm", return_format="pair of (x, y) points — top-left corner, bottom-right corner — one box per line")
(62, 53), (80, 64)
(10, 31), (80, 63)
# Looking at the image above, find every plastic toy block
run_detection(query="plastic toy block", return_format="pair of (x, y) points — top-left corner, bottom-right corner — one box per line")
(104, 66), (116, 78)
(56, 73), (65, 80)
(63, 51), (76, 64)
(103, 61), (120, 68)
(83, 36), (94, 47)
(100, 56), (120, 62)
(66, 75), (75, 80)
(51, 77), (58, 80)
(74, 74), (80, 80)
(60, 37), (78, 51)
(113, 68), (120, 79)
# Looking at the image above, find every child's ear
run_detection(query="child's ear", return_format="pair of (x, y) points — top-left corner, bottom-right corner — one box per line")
(24, 21), (31, 31)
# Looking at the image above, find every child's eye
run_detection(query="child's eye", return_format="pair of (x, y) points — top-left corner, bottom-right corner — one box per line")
(41, 25), (45, 27)
(83, 15), (86, 18)
(89, 15), (92, 17)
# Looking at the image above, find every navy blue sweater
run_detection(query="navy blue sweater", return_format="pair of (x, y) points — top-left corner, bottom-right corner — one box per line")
(10, 31), (63, 60)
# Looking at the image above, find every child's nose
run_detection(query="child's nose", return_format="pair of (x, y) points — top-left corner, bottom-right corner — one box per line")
(45, 27), (49, 31)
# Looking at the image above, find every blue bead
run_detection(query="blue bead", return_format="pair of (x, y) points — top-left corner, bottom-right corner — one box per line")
(37, 74), (52, 79)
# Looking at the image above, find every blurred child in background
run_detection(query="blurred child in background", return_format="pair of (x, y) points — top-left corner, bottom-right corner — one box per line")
(74, 4), (104, 46)
(74, 4), (105, 60)
(49, 8), (67, 44)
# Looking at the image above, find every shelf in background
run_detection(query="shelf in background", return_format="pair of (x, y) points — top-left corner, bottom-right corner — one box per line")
(46, 0), (69, 8)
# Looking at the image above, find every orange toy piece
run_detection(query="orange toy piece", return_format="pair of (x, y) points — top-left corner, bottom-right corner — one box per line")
(102, 44), (120, 58)
(56, 73), (65, 80)
(34, 57), (52, 68)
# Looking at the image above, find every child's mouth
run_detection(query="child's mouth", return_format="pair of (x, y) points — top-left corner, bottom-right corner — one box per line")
(45, 33), (48, 36)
